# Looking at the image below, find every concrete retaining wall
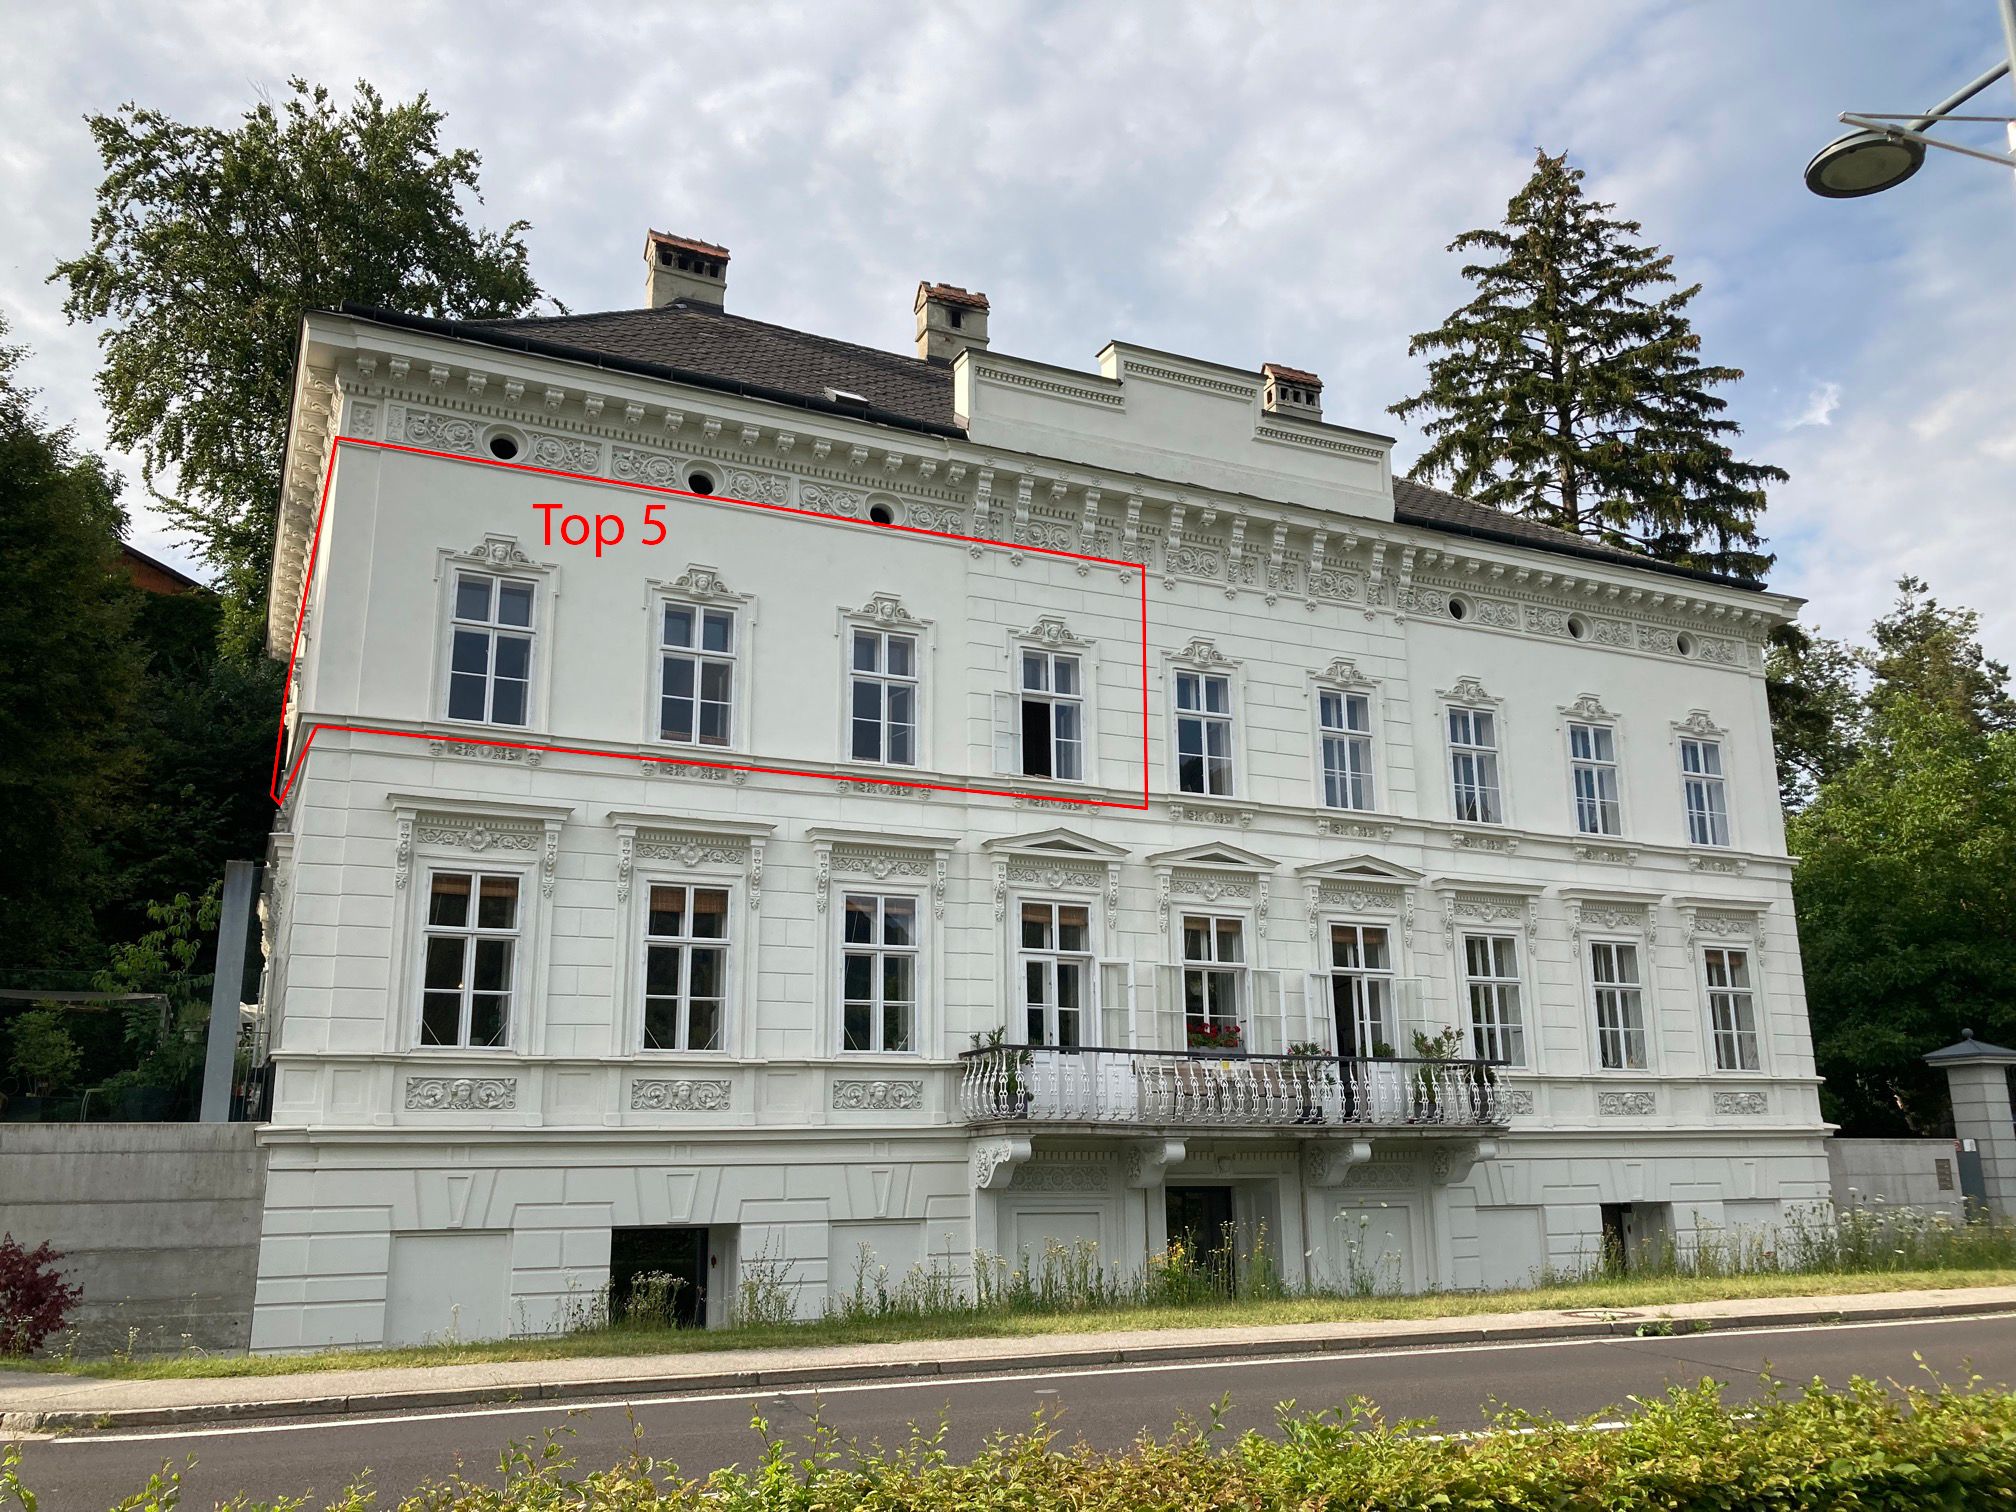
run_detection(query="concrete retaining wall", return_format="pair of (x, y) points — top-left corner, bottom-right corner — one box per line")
(0, 1123), (267, 1353)
(1826, 1136), (1967, 1222)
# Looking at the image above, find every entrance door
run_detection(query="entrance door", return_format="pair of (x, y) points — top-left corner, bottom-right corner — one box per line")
(609, 1225), (708, 1328)
(1165, 1185), (1236, 1290)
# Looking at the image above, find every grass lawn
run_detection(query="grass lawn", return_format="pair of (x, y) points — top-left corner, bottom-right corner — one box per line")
(27, 1266), (2016, 1381)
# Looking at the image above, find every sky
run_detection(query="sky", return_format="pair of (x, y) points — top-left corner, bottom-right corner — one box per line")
(3, 0), (2012, 659)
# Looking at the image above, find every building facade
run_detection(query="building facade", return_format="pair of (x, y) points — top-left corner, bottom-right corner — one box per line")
(250, 233), (1826, 1350)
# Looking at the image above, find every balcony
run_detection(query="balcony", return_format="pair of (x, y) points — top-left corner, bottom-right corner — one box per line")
(957, 1045), (1511, 1131)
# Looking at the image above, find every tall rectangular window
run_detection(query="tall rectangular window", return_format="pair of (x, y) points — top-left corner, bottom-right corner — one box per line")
(446, 572), (534, 725)
(643, 885), (729, 1051)
(850, 629), (918, 765)
(1568, 722), (1622, 835)
(1175, 670), (1234, 795)
(1019, 900), (1091, 1047)
(1319, 690), (1376, 811)
(1020, 650), (1084, 781)
(660, 604), (735, 747)
(1448, 707), (1503, 824)
(1590, 940), (1647, 1070)
(1705, 947), (1760, 1071)
(420, 871), (518, 1048)
(1680, 738), (1730, 846)
(841, 893), (917, 1053)
(1462, 933), (1524, 1065)
(1181, 913), (1245, 1042)
(1328, 923), (1393, 1056)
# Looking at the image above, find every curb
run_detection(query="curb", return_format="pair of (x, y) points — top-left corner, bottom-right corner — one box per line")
(5, 1294), (2008, 1435)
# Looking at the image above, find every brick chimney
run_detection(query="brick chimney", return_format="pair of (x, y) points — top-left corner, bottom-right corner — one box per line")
(915, 282), (990, 363)
(1261, 363), (1323, 421)
(645, 231), (730, 309)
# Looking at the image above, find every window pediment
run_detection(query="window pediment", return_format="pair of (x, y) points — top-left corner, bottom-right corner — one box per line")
(982, 826), (1129, 860)
(1437, 675), (1501, 706)
(1146, 841), (1277, 872)
(1296, 854), (1423, 884)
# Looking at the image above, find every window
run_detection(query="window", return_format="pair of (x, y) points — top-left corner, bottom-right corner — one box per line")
(447, 572), (534, 725)
(659, 604), (735, 746)
(841, 893), (917, 1052)
(1319, 690), (1375, 811)
(1019, 900), (1092, 1047)
(1328, 923), (1393, 1056)
(1462, 933), (1524, 1065)
(1568, 722), (1622, 835)
(1590, 941), (1647, 1070)
(1175, 671), (1234, 795)
(1680, 738), (1730, 846)
(420, 871), (518, 1048)
(1448, 707), (1503, 823)
(850, 628), (918, 765)
(642, 885), (729, 1051)
(1020, 650), (1084, 781)
(1181, 913), (1245, 1042)
(1705, 947), (1760, 1071)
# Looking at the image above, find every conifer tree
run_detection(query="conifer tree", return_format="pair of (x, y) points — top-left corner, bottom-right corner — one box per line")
(1392, 150), (1783, 581)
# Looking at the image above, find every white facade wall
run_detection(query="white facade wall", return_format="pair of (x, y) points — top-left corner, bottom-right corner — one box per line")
(249, 315), (1827, 1351)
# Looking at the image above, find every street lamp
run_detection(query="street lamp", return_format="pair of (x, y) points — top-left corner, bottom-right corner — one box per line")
(1805, 1), (2016, 197)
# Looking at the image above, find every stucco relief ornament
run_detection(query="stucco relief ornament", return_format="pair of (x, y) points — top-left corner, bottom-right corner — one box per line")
(1306, 568), (1361, 603)
(1023, 615), (1088, 648)
(403, 411), (479, 453)
(611, 447), (684, 487)
(725, 469), (789, 505)
(1560, 693), (1616, 723)
(631, 1079), (731, 1112)
(803, 480), (865, 518)
(853, 591), (915, 624)
(394, 817), (414, 889)
(907, 503), (965, 533)
(832, 1080), (924, 1111)
(1437, 675), (1499, 706)
(406, 1076), (517, 1111)
(1505, 1090), (1536, 1116)
(1713, 1091), (1768, 1116)
(1174, 636), (1232, 667)
(457, 536), (535, 569)
(671, 564), (738, 599)
(1014, 1163), (1109, 1192)
(1674, 708), (1728, 738)
(1597, 1090), (1657, 1117)
(531, 436), (602, 473)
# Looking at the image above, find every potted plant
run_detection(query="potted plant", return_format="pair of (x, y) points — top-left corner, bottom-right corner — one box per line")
(1409, 1026), (1464, 1121)
(1285, 1040), (1333, 1125)
(970, 1026), (1034, 1117)
(1186, 1019), (1243, 1053)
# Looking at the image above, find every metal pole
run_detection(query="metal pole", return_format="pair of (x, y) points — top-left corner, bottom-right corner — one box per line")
(200, 860), (261, 1122)
(1902, 58), (2011, 133)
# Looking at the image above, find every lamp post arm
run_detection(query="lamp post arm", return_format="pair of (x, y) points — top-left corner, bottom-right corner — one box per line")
(1905, 58), (2012, 133)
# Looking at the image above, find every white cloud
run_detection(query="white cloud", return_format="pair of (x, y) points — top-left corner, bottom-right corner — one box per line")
(1, 0), (2010, 660)
(1793, 381), (1842, 428)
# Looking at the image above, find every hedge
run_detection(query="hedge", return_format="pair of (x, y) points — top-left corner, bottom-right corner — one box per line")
(10, 1376), (2016, 1510)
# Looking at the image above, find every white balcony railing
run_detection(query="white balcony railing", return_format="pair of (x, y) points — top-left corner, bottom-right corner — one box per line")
(958, 1045), (1510, 1130)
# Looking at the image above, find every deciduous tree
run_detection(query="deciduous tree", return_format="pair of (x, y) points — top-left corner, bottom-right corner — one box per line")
(51, 79), (545, 641)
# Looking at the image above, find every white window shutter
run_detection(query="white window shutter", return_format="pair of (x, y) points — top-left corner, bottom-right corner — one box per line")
(992, 690), (1020, 774)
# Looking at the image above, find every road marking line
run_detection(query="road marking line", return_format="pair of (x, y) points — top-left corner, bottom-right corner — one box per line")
(37, 1310), (2014, 1447)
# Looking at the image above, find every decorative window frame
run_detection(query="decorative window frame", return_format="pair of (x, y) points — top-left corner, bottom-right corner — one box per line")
(983, 827), (1128, 1047)
(640, 563), (755, 754)
(1671, 709), (1735, 850)
(1437, 676), (1510, 829)
(1558, 693), (1629, 841)
(385, 793), (574, 1056)
(1297, 856), (1422, 1056)
(1670, 894), (1772, 1076)
(1559, 887), (1662, 1077)
(608, 812), (774, 1060)
(1147, 841), (1278, 1051)
(1307, 658), (1385, 815)
(998, 614), (1101, 788)
(1431, 877), (1544, 1068)
(430, 535), (558, 738)
(1163, 635), (1246, 801)
(807, 826), (958, 1061)
(839, 591), (935, 771)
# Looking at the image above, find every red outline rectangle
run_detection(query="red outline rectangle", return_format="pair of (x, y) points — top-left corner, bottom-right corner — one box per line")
(271, 436), (1153, 811)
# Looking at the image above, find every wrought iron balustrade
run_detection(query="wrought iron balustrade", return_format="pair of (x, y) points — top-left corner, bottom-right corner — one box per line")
(957, 1044), (1508, 1129)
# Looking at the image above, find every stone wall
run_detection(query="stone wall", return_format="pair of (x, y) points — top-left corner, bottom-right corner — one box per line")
(0, 1123), (267, 1354)
(1826, 1136), (1967, 1222)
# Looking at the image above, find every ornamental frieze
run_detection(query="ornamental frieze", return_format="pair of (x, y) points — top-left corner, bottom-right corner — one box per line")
(611, 446), (684, 486)
(832, 1079), (924, 1111)
(1597, 1090), (1657, 1117)
(1013, 1162), (1109, 1192)
(401, 409), (479, 453)
(406, 1076), (517, 1111)
(530, 434), (602, 473)
(1712, 1091), (1768, 1116)
(631, 1079), (732, 1111)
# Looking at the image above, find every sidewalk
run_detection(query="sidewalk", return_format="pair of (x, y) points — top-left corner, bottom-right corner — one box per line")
(5, 1284), (2013, 1434)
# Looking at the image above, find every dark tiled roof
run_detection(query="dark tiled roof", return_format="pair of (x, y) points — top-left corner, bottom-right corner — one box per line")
(472, 299), (958, 429)
(919, 282), (989, 311)
(439, 301), (1756, 590)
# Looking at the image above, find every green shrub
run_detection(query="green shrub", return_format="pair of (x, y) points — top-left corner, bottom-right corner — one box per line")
(28, 1376), (2016, 1510)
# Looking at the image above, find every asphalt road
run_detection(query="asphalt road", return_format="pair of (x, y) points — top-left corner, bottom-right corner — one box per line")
(12, 1312), (2016, 1510)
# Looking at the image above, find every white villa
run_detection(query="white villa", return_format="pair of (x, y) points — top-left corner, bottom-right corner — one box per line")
(250, 231), (1826, 1349)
